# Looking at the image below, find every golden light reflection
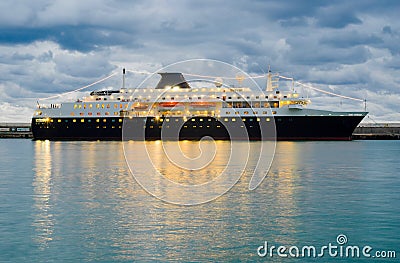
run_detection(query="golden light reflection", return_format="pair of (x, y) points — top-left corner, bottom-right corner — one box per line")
(33, 140), (54, 249)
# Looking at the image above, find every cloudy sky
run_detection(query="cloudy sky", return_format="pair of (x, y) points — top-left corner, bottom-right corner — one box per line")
(0, 0), (399, 122)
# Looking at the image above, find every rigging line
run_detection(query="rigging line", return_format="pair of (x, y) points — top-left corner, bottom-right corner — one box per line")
(182, 72), (266, 80)
(38, 72), (118, 101)
(125, 69), (152, 75)
(295, 81), (363, 102)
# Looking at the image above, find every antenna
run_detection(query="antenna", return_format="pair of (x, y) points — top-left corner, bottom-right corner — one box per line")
(364, 99), (367, 111)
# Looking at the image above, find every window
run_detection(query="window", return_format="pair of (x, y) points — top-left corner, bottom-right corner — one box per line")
(97, 112), (101, 116)
(96, 119), (100, 122)
(105, 112), (110, 115)
(232, 118), (236, 122)
(114, 104), (118, 109)
(106, 104), (110, 108)
(80, 112), (84, 116)
(73, 119), (76, 122)
(58, 119), (62, 123)
(224, 118), (228, 122)
(70, 112), (75, 116)
(74, 104), (78, 109)
(96, 104), (100, 109)
(83, 104), (86, 109)
(89, 104), (93, 109)
(266, 118), (270, 122)
(88, 112), (93, 116)
(103, 119), (107, 122)
(81, 119), (84, 123)
(119, 119), (123, 123)
(101, 104), (105, 109)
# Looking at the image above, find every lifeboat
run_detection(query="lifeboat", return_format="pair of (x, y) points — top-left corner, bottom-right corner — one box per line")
(133, 103), (149, 110)
(158, 102), (185, 111)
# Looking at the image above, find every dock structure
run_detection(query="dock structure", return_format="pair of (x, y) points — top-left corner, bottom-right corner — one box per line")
(0, 122), (399, 140)
(0, 123), (32, 138)
(352, 123), (400, 140)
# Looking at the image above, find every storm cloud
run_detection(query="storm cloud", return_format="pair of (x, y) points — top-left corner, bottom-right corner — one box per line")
(0, 0), (399, 121)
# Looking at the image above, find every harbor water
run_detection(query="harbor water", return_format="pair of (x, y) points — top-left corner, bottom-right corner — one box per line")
(0, 139), (399, 262)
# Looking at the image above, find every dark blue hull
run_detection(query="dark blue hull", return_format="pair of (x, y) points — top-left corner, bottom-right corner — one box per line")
(31, 115), (366, 141)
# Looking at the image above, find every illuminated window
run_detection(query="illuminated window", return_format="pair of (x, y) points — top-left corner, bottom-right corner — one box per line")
(224, 118), (228, 121)
(70, 112), (75, 116)
(114, 104), (118, 108)
(83, 104), (86, 109)
(119, 119), (122, 123)
(120, 104), (123, 108)
(88, 112), (92, 116)
(103, 119), (107, 122)
(226, 111), (230, 114)
(105, 112), (110, 115)
(89, 104), (92, 108)
(106, 104), (110, 108)
(58, 119), (62, 123)
(97, 112), (101, 116)
(81, 119), (84, 123)
(96, 119), (100, 122)
(192, 119), (196, 122)
(272, 111), (277, 114)
(244, 111), (249, 115)
(101, 104), (105, 109)
(78, 104), (82, 109)
(74, 104), (78, 109)
(266, 118), (270, 122)
(114, 112), (119, 115)
(257, 118), (260, 122)
(242, 118), (246, 122)
(73, 119), (76, 122)
(199, 119), (203, 121)
(232, 118), (236, 122)
(96, 104), (100, 109)
(80, 112), (84, 116)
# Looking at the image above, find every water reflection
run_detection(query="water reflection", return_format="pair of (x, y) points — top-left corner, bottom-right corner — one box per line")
(26, 140), (382, 261)
(32, 140), (54, 249)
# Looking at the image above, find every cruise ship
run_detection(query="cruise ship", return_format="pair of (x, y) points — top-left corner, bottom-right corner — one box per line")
(31, 69), (367, 141)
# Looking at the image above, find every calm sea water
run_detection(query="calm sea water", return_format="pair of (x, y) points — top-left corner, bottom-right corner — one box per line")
(0, 139), (399, 262)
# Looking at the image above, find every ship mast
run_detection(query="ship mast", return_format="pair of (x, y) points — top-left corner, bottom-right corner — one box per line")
(266, 66), (279, 92)
(122, 68), (126, 90)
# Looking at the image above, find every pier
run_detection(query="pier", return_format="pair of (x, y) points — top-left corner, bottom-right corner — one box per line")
(0, 122), (399, 139)
(352, 123), (400, 140)
(0, 123), (32, 138)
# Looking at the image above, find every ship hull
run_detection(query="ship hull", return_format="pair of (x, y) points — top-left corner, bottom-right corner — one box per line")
(32, 115), (366, 141)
